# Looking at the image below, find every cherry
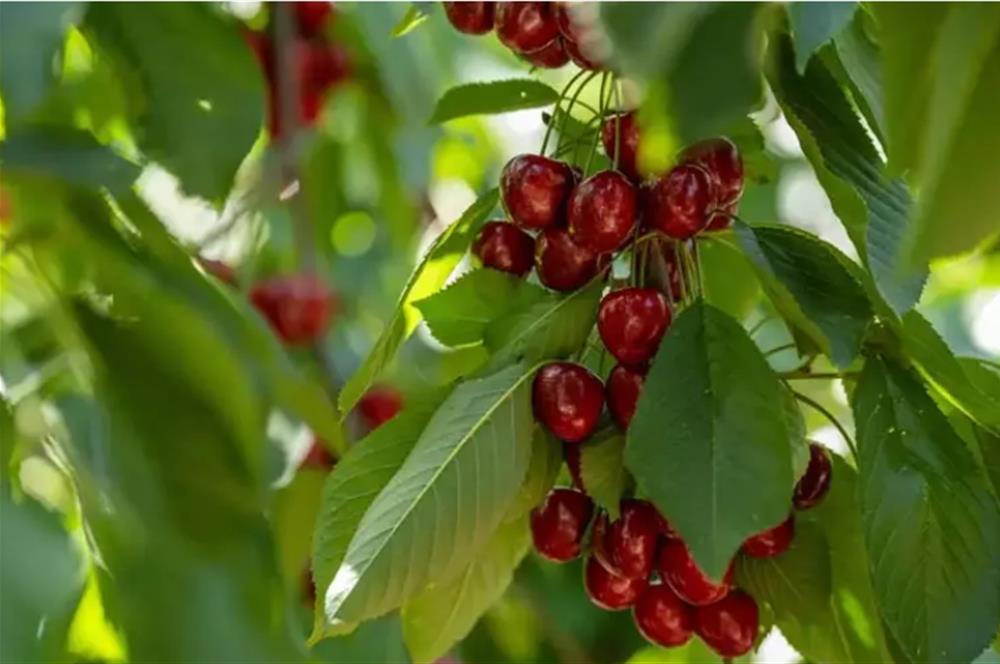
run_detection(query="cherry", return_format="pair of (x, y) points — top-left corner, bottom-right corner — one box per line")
(473, 221), (535, 276)
(302, 437), (337, 470)
(584, 556), (647, 611)
(358, 385), (403, 430)
(250, 274), (336, 345)
(535, 227), (603, 292)
(681, 137), (744, 207)
(530, 487), (594, 562)
(494, 2), (560, 54)
(694, 589), (759, 658)
(293, 2), (332, 37)
(590, 511), (614, 570)
(532, 362), (604, 443)
(198, 257), (236, 285)
(633, 583), (695, 648)
(606, 363), (646, 430)
(793, 443), (832, 510)
(563, 36), (602, 71)
(705, 200), (737, 232)
(442, 1), (496, 35)
(646, 164), (715, 239)
(742, 514), (795, 558)
(554, 2), (584, 43)
(501, 154), (574, 230)
(567, 170), (638, 254)
(597, 288), (671, 366)
(658, 539), (733, 606)
(564, 442), (584, 491)
(523, 37), (569, 68)
(601, 112), (641, 181)
(599, 499), (662, 580)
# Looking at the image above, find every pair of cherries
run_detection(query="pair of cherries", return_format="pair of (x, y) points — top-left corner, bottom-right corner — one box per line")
(443, 2), (603, 71)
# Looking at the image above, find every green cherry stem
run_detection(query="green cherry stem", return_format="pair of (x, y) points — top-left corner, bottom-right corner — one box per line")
(556, 70), (600, 154)
(542, 69), (589, 156)
(763, 342), (797, 358)
(791, 390), (859, 461)
(584, 72), (611, 175)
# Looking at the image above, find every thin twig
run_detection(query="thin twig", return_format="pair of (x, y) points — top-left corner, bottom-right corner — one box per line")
(792, 390), (859, 461)
(763, 342), (797, 358)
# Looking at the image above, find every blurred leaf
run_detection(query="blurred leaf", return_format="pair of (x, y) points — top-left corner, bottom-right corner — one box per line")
(579, 427), (627, 520)
(429, 79), (559, 125)
(852, 355), (1000, 663)
(402, 518), (530, 663)
(312, 613), (409, 664)
(787, 2), (857, 73)
(339, 188), (498, 416)
(625, 640), (747, 663)
(274, 468), (327, 589)
(86, 3), (263, 200)
(724, 116), (778, 185)
(322, 364), (535, 626)
(698, 234), (761, 322)
(626, 301), (794, 580)
(392, 4), (430, 38)
(830, 11), (886, 142)
(505, 427), (562, 522)
(65, 571), (126, 663)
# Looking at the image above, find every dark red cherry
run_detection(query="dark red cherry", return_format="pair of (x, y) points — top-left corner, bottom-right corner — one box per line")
(597, 288), (671, 366)
(532, 362), (604, 443)
(603, 499), (662, 580)
(554, 2), (584, 42)
(606, 363), (646, 430)
(358, 385), (403, 429)
(530, 487), (594, 562)
(443, 1), (496, 35)
(743, 515), (795, 558)
(501, 154), (574, 229)
(302, 437), (337, 470)
(584, 556), (647, 610)
(494, 2), (559, 54)
(601, 112), (641, 181)
(694, 589), (759, 658)
(793, 443), (832, 510)
(646, 164), (715, 239)
(294, 2), (332, 36)
(198, 257), (236, 285)
(250, 274), (336, 345)
(567, 170), (638, 254)
(658, 539), (733, 606)
(590, 511), (615, 571)
(473, 221), (535, 276)
(564, 442), (584, 490)
(535, 227), (602, 292)
(705, 200), (736, 231)
(681, 137), (744, 207)
(523, 37), (569, 68)
(633, 583), (695, 648)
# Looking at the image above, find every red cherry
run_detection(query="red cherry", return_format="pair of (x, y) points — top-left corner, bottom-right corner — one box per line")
(501, 154), (574, 230)
(694, 589), (759, 658)
(293, 2), (332, 36)
(743, 514), (795, 558)
(658, 539), (733, 606)
(633, 583), (695, 648)
(793, 443), (832, 510)
(606, 363), (646, 430)
(564, 442), (584, 491)
(584, 556), (647, 610)
(602, 499), (662, 580)
(532, 362), (604, 443)
(590, 511), (615, 571)
(250, 274), (336, 345)
(358, 385), (403, 430)
(554, 2), (584, 42)
(563, 36), (602, 71)
(646, 164), (715, 240)
(567, 170), (638, 254)
(530, 487), (594, 562)
(302, 438), (337, 470)
(681, 137), (744, 207)
(535, 227), (603, 292)
(443, 1), (496, 34)
(523, 37), (569, 68)
(601, 112), (641, 181)
(303, 42), (352, 95)
(473, 221), (535, 276)
(495, 2), (559, 55)
(198, 257), (237, 285)
(705, 200), (737, 232)
(597, 288), (671, 366)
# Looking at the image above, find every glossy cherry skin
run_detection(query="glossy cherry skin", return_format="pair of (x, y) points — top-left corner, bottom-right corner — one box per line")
(494, 2), (560, 54)
(656, 241), (685, 302)
(554, 2), (584, 42)
(633, 583), (695, 648)
(358, 385), (403, 429)
(601, 499), (663, 579)
(563, 36), (602, 71)
(501, 154), (574, 230)
(646, 164), (715, 239)
(568, 171), (638, 254)
(793, 443), (832, 510)
(659, 539), (733, 606)
(694, 589), (759, 658)
(443, 1), (496, 35)
(681, 137), (744, 207)
(743, 514), (795, 558)
(473, 221), (535, 276)
(606, 363), (646, 430)
(532, 362), (604, 443)
(564, 442), (584, 490)
(705, 200), (737, 232)
(535, 227), (602, 292)
(597, 288), (671, 366)
(601, 112), (641, 181)
(584, 556), (647, 610)
(302, 437), (337, 470)
(294, 2), (332, 36)
(250, 274), (336, 345)
(524, 36), (569, 68)
(530, 487), (594, 562)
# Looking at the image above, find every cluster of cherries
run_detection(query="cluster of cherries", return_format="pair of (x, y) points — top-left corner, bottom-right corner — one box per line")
(443, 1), (604, 71)
(244, 1), (351, 137)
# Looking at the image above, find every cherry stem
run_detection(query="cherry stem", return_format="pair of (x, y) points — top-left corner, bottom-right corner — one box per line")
(746, 314), (778, 338)
(542, 69), (589, 156)
(791, 390), (859, 461)
(763, 342), (797, 358)
(556, 71), (600, 155)
(612, 76), (622, 170)
(584, 72), (611, 175)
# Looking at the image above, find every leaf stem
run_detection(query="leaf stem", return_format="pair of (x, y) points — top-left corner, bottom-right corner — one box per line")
(791, 390), (859, 461)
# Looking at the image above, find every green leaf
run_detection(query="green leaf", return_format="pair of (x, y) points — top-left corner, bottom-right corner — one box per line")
(788, 2), (857, 73)
(580, 428), (628, 520)
(320, 363), (536, 627)
(626, 301), (794, 580)
(505, 427), (562, 522)
(734, 223), (873, 367)
(414, 269), (546, 348)
(401, 518), (530, 663)
(339, 188), (499, 416)
(830, 11), (886, 142)
(699, 233), (761, 322)
(392, 4), (429, 37)
(428, 79), (559, 124)
(724, 116), (779, 185)
(852, 355), (1000, 663)
(86, 3), (264, 200)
